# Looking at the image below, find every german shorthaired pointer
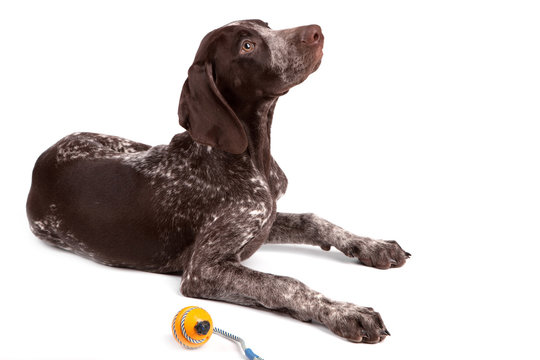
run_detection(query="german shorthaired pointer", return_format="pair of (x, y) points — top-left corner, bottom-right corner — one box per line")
(26, 20), (410, 343)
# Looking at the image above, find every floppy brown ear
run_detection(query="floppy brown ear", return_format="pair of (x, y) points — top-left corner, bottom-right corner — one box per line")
(178, 62), (248, 154)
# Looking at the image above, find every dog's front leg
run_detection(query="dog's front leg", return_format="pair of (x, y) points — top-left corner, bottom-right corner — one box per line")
(179, 210), (390, 343)
(267, 213), (411, 269)
(181, 258), (390, 343)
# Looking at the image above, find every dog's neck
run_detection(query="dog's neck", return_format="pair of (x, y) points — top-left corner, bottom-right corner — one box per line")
(234, 97), (278, 179)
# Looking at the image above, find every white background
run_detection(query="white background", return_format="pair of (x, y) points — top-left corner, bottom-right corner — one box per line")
(1, 0), (539, 359)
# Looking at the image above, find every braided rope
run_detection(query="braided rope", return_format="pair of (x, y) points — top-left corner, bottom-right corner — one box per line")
(172, 311), (179, 341)
(213, 327), (263, 360)
(213, 326), (245, 346)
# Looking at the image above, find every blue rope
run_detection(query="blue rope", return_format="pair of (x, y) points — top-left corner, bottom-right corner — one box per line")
(213, 326), (264, 360)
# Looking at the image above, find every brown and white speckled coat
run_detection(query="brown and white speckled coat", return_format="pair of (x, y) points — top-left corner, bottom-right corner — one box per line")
(26, 20), (410, 343)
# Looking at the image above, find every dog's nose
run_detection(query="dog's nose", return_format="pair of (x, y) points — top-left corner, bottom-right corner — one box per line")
(300, 25), (323, 45)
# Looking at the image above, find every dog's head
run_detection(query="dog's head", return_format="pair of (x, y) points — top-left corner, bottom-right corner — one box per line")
(178, 19), (324, 154)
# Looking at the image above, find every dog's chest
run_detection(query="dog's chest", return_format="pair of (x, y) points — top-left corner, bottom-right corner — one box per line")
(143, 138), (285, 234)
(269, 158), (288, 201)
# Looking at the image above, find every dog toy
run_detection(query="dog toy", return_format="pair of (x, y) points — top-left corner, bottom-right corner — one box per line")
(172, 306), (263, 360)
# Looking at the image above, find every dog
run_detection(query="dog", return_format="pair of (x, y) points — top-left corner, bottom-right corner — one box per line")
(26, 19), (410, 343)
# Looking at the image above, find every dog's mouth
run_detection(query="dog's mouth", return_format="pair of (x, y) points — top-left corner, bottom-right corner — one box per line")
(269, 39), (323, 98)
(271, 56), (322, 97)
(312, 50), (323, 73)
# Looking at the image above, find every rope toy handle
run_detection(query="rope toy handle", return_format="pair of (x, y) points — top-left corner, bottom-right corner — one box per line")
(172, 306), (264, 360)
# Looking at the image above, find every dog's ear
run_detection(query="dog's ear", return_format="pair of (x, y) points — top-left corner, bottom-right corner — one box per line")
(178, 61), (248, 154)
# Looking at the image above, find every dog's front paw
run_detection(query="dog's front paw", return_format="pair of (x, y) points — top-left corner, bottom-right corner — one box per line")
(321, 302), (390, 343)
(339, 238), (411, 269)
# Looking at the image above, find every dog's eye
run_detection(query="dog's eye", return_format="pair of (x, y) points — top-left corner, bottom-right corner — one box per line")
(241, 41), (255, 53)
